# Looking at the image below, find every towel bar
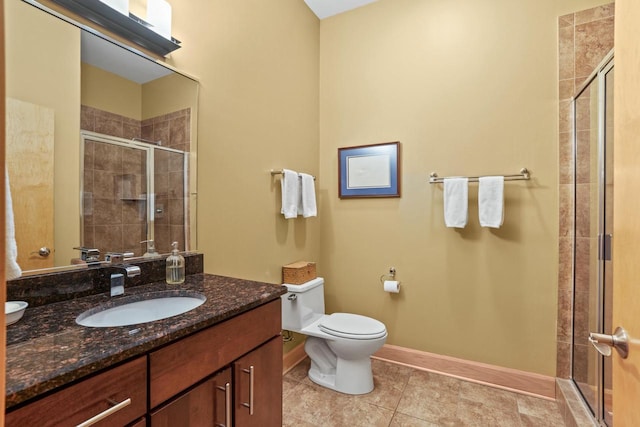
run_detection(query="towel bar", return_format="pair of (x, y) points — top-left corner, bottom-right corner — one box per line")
(270, 170), (316, 181)
(428, 168), (530, 184)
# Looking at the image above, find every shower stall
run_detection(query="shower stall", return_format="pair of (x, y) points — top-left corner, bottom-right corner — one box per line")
(571, 51), (614, 426)
(81, 131), (189, 258)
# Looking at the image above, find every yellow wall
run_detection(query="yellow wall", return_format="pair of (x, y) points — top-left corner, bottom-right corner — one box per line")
(318, 0), (607, 376)
(81, 62), (142, 120)
(5, 0), (80, 266)
(82, 64), (198, 124)
(142, 73), (197, 120)
(165, 0), (321, 282)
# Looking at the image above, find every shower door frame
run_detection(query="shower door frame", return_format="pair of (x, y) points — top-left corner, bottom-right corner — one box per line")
(80, 131), (189, 256)
(571, 50), (614, 426)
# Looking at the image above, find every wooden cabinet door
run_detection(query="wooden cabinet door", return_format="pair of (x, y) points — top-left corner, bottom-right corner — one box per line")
(233, 337), (282, 427)
(150, 368), (233, 427)
(131, 418), (147, 427)
(149, 299), (281, 408)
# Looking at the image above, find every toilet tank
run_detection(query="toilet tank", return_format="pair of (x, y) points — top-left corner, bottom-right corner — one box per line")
(281, 277), (325, 331)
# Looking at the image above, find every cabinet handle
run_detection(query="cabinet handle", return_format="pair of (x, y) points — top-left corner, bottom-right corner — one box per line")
(225, 382), (232, 426)
(241, 366), (255, 415)
(215, 382), (232, 427)
(75, 397), (131, 427)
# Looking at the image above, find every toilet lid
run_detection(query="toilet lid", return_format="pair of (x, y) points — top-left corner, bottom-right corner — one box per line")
(319, 313), (387, 340)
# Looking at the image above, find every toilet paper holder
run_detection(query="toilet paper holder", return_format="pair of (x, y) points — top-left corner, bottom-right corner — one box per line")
(379, 267), (396, 284)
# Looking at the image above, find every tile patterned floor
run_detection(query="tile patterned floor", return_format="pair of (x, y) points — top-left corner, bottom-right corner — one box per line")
(283, 358), (566, 427)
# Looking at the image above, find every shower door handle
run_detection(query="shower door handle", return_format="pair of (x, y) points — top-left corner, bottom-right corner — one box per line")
(598, 233), (613, 261)
(589, 326), (629, 359)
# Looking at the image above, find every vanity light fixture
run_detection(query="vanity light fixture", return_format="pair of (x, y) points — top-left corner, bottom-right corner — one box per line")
(146, 0), (172, 40)
(48, 0), (181, 56)
(98, 0), (128, 16)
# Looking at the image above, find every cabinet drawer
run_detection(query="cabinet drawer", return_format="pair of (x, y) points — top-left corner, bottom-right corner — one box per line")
(6, 357), (147, 427)
(150, 299), (281, 408)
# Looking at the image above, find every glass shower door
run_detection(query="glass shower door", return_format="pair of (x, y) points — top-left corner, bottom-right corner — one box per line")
(82, 135), (150, 257)
(81, 132), (189, 259)
(601, 63), (614, 427)
(571, 55), (614, 426)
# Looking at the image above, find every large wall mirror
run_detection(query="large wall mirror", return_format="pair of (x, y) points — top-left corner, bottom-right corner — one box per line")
(5, 0), (198, 274)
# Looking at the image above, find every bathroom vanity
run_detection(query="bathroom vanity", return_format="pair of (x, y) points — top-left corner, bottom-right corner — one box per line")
(5, 259), (286, 426)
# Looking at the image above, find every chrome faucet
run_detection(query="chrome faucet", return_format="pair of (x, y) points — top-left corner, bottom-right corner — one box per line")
(73, 247), (101, 264)
(105, 252), (141, 277)
(105, 252), (141, 297)
(110, 273), (125, 297)
(112, 264), (142, 278)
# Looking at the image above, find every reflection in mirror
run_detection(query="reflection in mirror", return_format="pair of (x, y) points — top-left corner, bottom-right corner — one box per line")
(5, 0), (198, 275)
(81, 132), (189, 260)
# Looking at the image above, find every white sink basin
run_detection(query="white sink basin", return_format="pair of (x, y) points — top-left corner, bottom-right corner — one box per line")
(76, 292), (206, 327)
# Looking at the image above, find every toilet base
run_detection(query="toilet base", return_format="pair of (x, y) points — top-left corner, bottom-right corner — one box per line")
(308, 358), (374, 395)
(305, 336), (375, 395)
(308, 366), (337, 391)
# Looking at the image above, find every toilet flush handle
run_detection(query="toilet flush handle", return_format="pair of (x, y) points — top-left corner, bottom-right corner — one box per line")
(287, 294), (297, 301)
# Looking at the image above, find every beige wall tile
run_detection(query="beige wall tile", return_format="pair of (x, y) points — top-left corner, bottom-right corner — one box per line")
(575, 17), (614, 79)
(559, 13), (574, 28)
(558, 237), (574, 291)
(559, 79), (576, 101)
(559, 131), (573, 184)
(575, 183), (591, 238)
(556, 342), (572, 378)
(559, 100), (573, 134)
(559, 26), (575, 81)
(559, 184), (573, 238)
(557, 288), (573, 342)
(575, 3), (615, 25)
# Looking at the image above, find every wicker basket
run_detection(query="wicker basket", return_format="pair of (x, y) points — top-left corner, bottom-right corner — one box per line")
(282, 261), (317, 285)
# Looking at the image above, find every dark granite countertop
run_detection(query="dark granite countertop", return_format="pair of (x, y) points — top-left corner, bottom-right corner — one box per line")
(5, 273), (286, 409)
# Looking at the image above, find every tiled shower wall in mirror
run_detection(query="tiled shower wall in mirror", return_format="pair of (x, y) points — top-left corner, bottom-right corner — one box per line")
(81, 106), (190, 258)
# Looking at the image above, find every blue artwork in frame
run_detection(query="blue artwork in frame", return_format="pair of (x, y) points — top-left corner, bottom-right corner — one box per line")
(338, 141), (401, 198)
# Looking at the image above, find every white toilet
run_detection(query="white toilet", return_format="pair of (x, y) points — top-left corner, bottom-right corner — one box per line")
(281, 277), (387, 395)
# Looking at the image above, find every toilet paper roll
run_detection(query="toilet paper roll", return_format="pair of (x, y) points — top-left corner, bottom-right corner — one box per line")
(384, 280), (400, 293)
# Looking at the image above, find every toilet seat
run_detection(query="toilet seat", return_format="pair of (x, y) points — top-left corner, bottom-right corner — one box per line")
(318, 313), (387, 340)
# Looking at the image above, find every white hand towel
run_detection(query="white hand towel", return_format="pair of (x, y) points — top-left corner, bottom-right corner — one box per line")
(281, 169), (300, 219)
(443, 178), (468, 228)
(478, 176), (504, 228)
(6, 171), (22, 280)
(300, 173), (317, 218)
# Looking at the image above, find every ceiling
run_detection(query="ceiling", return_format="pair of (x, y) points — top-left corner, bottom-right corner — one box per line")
(304, 0), (378, 19)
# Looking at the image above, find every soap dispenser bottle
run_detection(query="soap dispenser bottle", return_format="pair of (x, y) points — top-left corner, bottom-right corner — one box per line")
(166, 241), (185, 284)
(142, 240), (160, 258)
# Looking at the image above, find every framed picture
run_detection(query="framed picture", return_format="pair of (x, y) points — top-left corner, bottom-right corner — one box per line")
(338, 141), (401, 198)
